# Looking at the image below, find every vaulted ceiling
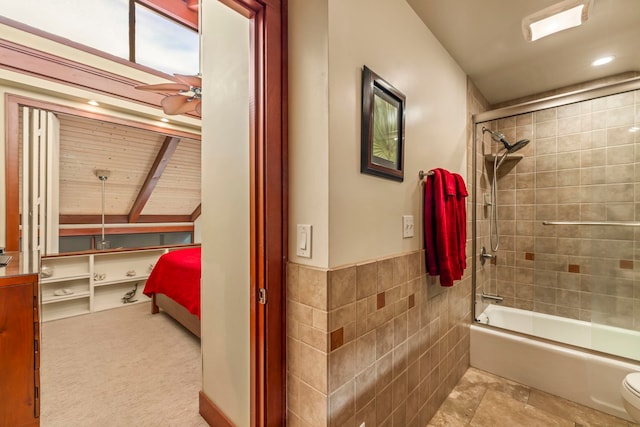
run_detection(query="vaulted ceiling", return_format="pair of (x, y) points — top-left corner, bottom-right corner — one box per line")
(25, 112), (201, 224)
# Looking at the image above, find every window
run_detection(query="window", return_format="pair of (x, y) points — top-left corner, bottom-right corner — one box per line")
(59, 232), (193, 253)
(1, 0), (199, 76)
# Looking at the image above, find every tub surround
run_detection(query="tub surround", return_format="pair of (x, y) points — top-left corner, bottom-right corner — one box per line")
(476, 89), (640, 331)
(470, 321), (640, 421)
(477, 304), (640, 361)
(287, 250), (472, 426)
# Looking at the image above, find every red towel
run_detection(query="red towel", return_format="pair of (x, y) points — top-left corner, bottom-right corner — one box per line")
(424, 168), (468, 286)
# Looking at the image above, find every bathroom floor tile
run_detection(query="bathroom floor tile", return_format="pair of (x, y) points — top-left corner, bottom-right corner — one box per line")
(470, 389), (574, 427)
(428, 367), (639, 427)
(528, 389), (632, 427)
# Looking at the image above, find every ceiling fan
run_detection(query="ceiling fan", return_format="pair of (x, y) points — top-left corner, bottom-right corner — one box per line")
(136, 74), (202, 116)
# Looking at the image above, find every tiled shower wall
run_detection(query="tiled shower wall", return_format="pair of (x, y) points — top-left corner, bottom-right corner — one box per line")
(477, 89), (640, 331)
(286, 253), (472, 426)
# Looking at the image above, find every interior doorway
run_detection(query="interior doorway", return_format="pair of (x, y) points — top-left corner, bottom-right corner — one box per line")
(197, 0), (287, 426)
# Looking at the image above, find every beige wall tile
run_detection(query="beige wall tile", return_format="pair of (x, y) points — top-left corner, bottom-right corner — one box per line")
(299, 342), (328, 394)
(329, 341), (355, 391)
(378, 258), (394, 292)
(355, 399), (376, 427)
(356, 261), (377, 300)
(355, 330), (376, 373)
(329, 380), (355, 427)
(300, 266), (328, 310)
(355, 364), (376, 411)
(329, 266), (356, 310)
(300, 322), (329, 352)
(376, 384), (393, 425)
(329, 304), (356, 332)
(298, 381), (328, 427)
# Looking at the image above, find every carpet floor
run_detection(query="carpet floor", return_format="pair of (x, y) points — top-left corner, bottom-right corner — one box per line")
(40, 302), (208, 427)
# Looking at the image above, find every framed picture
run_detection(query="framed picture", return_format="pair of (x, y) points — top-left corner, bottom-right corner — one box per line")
(361, 66), (406, 182)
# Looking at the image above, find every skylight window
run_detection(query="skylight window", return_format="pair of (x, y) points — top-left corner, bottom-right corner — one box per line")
(0, 0), (199, 76)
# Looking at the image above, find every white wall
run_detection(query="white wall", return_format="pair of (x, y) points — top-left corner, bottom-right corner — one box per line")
(289, 0), (467, 269)
(200, 2), (251, 425)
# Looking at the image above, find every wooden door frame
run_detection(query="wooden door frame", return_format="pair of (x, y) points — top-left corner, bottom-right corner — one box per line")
(197, 0), (287, 426)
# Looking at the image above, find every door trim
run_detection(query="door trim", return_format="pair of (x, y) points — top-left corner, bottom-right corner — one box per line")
(197, 0), (287, 426)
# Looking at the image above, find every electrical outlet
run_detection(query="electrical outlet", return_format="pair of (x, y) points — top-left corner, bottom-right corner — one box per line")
(402, 215), (414, 238)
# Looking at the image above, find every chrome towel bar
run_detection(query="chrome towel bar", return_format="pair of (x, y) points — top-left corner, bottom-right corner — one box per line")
(542, 221), (640, 227)
(418, 170), (435, 180)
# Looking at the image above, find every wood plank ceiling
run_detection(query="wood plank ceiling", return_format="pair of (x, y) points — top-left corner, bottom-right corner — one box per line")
(56, 113), (201, 224)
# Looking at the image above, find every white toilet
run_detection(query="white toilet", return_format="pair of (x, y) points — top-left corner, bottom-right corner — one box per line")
(621, 373), (640, 422)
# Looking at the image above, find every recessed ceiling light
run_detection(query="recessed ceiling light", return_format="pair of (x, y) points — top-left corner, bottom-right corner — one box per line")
(630, 127), (640, 133)
(88, 100), (99, 106)
(160, 118), (169, 123)
(522, 0), (592, 42)
(591, 56), (614, 66)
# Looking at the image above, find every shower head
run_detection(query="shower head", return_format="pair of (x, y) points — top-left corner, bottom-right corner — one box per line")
(482, 127), (530, 153)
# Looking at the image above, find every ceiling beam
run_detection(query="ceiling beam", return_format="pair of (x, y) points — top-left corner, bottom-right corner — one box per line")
(190, 204), (201, 222)
(128, 136), (181, 223)
(60, 214), (192, 224)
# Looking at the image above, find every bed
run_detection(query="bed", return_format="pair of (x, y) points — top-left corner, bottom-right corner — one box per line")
(143, 246), (201, 337)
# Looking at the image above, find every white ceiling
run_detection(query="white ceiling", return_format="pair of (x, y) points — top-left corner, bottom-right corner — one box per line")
(407, 0), (640, 105)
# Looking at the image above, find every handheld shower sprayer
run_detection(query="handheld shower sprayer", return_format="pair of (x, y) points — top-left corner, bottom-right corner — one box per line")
(482, 127), (530, 153)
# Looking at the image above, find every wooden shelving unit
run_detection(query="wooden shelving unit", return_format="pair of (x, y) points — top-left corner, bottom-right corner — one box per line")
(40, 245), (197, 322)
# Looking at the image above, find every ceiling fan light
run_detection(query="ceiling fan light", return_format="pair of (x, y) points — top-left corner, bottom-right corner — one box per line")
(522, 0), (592, 42)
(186, 0), (198, 11)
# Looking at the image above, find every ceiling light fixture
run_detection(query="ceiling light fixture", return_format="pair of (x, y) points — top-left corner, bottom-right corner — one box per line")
(522, 0), (592, 42)
(88, 100), (99, 106)
(160, 118), (169, 123)
(630, 127), (640, 133)
(591, 56), (614, 66)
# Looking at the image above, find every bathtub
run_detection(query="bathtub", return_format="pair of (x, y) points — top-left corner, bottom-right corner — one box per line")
(471, 304), (640, 421)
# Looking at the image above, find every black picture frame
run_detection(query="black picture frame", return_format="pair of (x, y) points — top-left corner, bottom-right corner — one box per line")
(361, 65), (406, 182)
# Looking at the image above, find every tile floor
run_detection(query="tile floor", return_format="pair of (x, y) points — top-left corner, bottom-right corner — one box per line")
(428, 367), (639, 427)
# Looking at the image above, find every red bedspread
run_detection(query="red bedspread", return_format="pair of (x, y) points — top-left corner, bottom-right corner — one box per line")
(143, 247), (201, 318)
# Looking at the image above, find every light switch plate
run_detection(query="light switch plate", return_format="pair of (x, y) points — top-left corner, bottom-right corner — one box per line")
(402, 215), (414, 238)
(296, 224), (312, 258)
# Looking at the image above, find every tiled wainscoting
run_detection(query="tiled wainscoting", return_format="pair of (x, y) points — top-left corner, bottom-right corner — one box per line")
(287, 250), (472, 426)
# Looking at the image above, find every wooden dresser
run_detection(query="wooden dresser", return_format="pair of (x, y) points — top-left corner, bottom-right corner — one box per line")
(0, 252), (40, 427)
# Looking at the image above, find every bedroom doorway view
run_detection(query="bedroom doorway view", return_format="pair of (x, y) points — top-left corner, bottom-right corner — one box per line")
(6, 98), (205, 426)
(1, 0), (286, 424)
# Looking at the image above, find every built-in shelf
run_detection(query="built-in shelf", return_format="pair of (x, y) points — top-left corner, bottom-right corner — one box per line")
(40, 245), (198, 321)
(41, 273), (91, 284)
(484, 153), (524, 163)
(42, 291), (90, 304)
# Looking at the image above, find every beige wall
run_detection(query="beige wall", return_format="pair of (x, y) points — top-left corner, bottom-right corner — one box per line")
(288, 0), (474, 425)
(199, 2), (251, 425)
(289, 0), (468, 269)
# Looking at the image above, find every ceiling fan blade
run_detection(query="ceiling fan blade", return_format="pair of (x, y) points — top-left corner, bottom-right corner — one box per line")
(174, 74), (202, 87)
(135, 83), (190, 92)
(161, 95), (197, 115)
(194, 100), (202, 115)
